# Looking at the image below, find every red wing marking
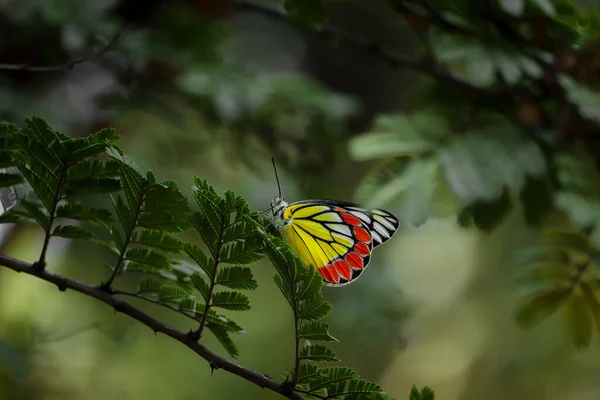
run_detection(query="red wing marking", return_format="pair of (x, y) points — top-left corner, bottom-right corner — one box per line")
(354, 242), (370, 256)
(345, 252), (364, 270)
(326, 264), (340, 283)
(319, 266), (334, 283)
(341, 213), (361, 226)
(333, 259), (352, 281)
(353, 226), (371, 243)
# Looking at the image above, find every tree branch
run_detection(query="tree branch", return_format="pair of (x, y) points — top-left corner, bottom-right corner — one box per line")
(0, 253), (303, 400)
(233, 0), (484, 93)
(0, 24), (129, 72)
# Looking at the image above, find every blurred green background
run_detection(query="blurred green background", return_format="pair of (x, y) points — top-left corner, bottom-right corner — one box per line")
(0, 1), (595, 399)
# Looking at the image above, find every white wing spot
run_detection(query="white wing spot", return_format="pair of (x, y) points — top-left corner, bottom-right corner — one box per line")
(327, 223), (352, 237)
(372, 231), (383, 245)
(373, 222), (390, 238)
(350, 211), (371, 225)
(375, 214), (397, 231)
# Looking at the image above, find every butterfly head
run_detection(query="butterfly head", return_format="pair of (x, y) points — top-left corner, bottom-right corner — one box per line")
(270, 195), (291, 230)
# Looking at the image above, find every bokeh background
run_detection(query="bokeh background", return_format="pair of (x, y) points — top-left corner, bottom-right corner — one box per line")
(0, 1), (593, 399)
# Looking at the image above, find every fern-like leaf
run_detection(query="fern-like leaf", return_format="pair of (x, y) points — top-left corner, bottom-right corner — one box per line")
(177, 179), (263, 358)
(0, 118), (120, 266)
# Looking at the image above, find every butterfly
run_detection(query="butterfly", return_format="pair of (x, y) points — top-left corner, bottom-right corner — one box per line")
(264, 158), (400, 287)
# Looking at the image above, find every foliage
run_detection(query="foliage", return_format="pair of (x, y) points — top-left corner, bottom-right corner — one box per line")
(514, 229), (599, 349)
(0, 117), (427, 399)
(342, 0), (600, 348)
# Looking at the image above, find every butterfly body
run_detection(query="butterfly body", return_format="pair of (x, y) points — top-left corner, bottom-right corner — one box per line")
(268, 196), (399, 286)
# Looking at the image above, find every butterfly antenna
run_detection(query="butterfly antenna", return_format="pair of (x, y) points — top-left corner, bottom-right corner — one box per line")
(272, 156), (282, 198)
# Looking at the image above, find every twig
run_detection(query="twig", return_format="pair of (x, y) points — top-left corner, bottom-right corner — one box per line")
(0, 24), (129, 73)
(0, 253), (303, 400)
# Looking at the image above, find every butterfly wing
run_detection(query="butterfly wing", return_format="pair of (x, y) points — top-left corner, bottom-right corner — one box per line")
(281, 200), (399, 286)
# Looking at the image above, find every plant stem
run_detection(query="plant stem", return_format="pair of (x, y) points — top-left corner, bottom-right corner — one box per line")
(191, 213), (226, 341)
(37, 164), (67, 269)
(100, 184), (147, 290)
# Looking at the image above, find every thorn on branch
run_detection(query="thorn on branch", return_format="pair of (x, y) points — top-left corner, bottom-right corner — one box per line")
(187, 329), (201, 342)
(209, 360), (219, 375)
(113, 302), (125, 313)
(56, 281), (67, 292)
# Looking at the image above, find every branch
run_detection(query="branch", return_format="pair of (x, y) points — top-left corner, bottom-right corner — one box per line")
(0, 253), (303, 400)
(233, 0), (484, 93)
(0, 25), (129, 72)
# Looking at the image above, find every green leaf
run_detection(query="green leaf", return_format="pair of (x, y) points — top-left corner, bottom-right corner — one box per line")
(66, 160), (120, 181)
(284, 0), (325, 26)
(207, 323), (239, 359)
(125, 248), (171, 269)
(215, 266), (257, 290)
(56, 203), (112, 225)
(514, 289), (570, 328)
(0, 172), (23, 188)
(440, 125), (545, 202)
(191, 178), (224, 243)
(205, 312), (244, 334)
(138, 277), (163, 293)
(140, 181), (191, 232)
(457, 190), (512, 232)
(410, 385), (436, 400)
(541, 229), (593, 255)
(51, 224), (96, 240)
(394, 158), (439, 226)
(111, 194), (133, 233)
(64, 177), (121, 196)
(499, 0), (525, 16)
(19, 199), (49, 230)
(349, 113), (448, 161)
(492, 50), (523, 84)
(24, 117), (68, 162)
(560, 76), (600, 124)
(581, 282), (600, 336)
(0, 210), (37, 225)
(531, 0), (555, 15)
(64, 160), (121, 196)
(307, 367), (356, 392)
(297, 364), (322, 384)
(64, 128), (120, 165)
(219, 237), (263, 265)
(563, 292), (593, 349)
(299, 344), (339, 362)
(158, 285), (191, 302)
(133, 230), (184, 254)
(299, 321), (338, 342)
(343, 379), (383, 399)
(298, 297), (332, 321)
(191, 273), (210, 301)
(15, 164), (56, 211)
(184, 243), (214, 278)
(273, 274), (293, 307)
(465, 49), (496, 87)
(211, 291), (251, 311)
